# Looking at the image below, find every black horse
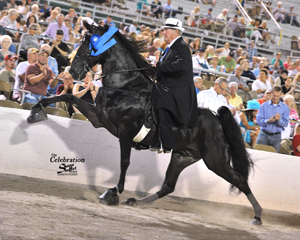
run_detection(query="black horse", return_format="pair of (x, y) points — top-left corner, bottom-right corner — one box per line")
(27, 22), (263, 225)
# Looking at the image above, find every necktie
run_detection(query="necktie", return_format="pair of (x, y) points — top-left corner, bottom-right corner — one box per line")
(160, 47), (169, 61)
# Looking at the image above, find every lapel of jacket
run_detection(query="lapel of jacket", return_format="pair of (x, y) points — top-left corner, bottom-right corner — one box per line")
(163, 37), (182, 61)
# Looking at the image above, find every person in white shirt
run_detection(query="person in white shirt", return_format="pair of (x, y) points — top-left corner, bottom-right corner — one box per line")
(129, 20), (138, 33)
(288, 62), (298, 78)
(251, 69), (272, 99)
(13, 47), (39, 100)
(192, 47), (210, 81)
(197, 77), (228, 113)
(0, 9), (18, 30)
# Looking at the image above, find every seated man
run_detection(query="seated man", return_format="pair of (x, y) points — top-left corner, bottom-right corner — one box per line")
(192, 47), (210, 81)
(0, 54), (17, 90)
(43, 14), (69, 41)
(228, 82), (243, 111)
(194, 76), (206, 95)
(203, 8), (216, 32)
(197, 77), (228, 113)
(223, 88), (241, 124)
(217, 51), (236, 73)
(163, 0), (177, 18)
(23, 49), (64, 104)
(215, 8), (228, 33)
(13, 48), (39, 101)
(285, 5), (300, 27)
(227, 65), (253, 102)
(103, 15), (115, 28)
(226, 15), (240, 36)
(39, 44), (59, 95)
(257, 90), (271, 105)
(252, 62), (265, 78)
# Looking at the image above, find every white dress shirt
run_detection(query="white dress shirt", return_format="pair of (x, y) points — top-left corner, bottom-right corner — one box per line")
(251, 79), (272, 99)
(197, 87), (228, 113)
(13, 61), (30, 98)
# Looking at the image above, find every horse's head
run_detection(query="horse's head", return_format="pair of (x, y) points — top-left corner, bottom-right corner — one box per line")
(69, 21), (114, 80)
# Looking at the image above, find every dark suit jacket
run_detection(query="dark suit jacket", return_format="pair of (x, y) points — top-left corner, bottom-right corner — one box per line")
(152, 36), (198, 127)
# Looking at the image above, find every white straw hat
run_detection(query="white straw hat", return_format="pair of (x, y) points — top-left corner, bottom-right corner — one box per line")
(161, 18), (185, 32)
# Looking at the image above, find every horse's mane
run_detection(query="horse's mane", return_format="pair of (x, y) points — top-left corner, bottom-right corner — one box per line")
(100, 25), (156, 81)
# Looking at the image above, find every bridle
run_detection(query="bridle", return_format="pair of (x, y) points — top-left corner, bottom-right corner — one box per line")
(78, 28), (154, 82)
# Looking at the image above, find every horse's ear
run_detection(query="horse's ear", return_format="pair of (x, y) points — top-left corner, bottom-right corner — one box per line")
(83, 20), (92, 32)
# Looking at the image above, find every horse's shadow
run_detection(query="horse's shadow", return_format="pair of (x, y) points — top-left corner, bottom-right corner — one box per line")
(5, 113), (164, 197)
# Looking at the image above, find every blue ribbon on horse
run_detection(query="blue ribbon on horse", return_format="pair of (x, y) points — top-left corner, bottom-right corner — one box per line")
(89, 26), (119, 56)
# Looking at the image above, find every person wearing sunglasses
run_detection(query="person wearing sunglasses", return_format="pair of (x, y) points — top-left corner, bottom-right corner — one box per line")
(19, 23), (39, 61)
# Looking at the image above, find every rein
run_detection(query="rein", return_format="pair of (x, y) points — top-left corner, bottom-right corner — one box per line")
(101, 67), (153, 79)
(101, 85), (151, 98)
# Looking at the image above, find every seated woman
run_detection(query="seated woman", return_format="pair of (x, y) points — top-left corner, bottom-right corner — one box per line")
(0, 35), (15, 71)
(281, 95), (299, 153)
(187, 6), (200, 27)
(17, 0), (30, 21)
(258, 21), (275, 44)
(25, 4), (41, 23)
(49, 30), (71, 73)
(151, 0), (162, 18)
(252, 69), (272, 99)
(215, 42), (230, 58)
(45, 9), (59, 24)
(26, 14), (42, 34)
(189, 37), (201, 55)
(73, 72), (99, 111)
(284, 94), (299, 134)
(206, 45), (215, 59)
(19, 23), (39, 61)
(239, 99), (260, 148)
(69, 23), (81, 44)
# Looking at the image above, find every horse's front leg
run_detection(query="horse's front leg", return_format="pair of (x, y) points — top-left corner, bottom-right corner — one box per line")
(99, 136), (132, 205)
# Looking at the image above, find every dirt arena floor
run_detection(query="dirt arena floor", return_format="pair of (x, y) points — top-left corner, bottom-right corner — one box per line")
(0, 174), (299, 240)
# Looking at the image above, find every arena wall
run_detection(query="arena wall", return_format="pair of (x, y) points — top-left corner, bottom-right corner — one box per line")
(1, 107), (299, 214)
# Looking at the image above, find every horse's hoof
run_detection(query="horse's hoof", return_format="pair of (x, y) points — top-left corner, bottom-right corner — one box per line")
(98, 188), (119, 205)
(123, 198), (137, 206)
(27, 108), (48, 124)
(250, 216), (262, 225)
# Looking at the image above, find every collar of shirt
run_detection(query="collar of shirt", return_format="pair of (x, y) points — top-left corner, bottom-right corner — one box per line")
(209, 87), (219, 96)
(168, 36), (181, 49)
(267, 100), (284, 107)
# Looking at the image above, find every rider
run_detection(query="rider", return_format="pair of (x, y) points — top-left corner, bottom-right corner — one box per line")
(152, 18), (198, 153)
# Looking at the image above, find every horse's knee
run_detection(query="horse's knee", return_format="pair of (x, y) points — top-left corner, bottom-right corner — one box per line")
(157, 183), (175, 198)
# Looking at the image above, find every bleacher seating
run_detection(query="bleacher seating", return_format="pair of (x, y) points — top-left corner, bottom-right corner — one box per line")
(32, 0), (300, 61)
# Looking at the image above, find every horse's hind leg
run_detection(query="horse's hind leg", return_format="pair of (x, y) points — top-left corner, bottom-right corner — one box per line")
(204, 154), (263, 225)
(28, 94), (102, 128)
(125, 152), (199, 206)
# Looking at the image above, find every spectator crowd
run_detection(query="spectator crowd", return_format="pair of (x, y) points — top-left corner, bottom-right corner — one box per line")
(1, 0), (300, 156)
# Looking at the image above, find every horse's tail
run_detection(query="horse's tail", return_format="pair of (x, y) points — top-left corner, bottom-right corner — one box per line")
(217, 106), (253, 192)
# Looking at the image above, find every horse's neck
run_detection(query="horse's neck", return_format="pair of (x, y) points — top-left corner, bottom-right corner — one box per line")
(102, 49), (152, 91)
